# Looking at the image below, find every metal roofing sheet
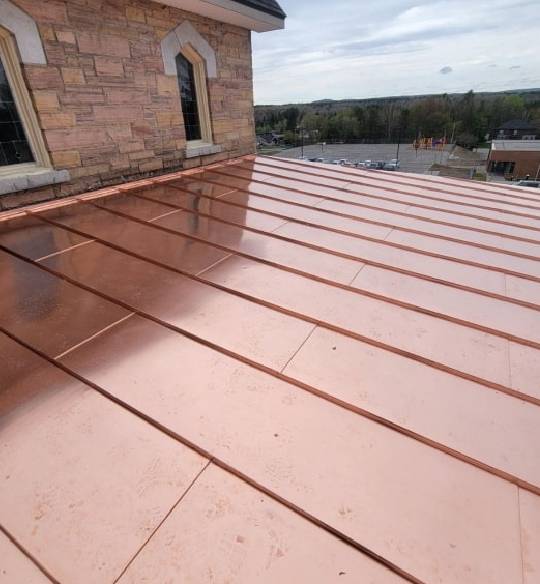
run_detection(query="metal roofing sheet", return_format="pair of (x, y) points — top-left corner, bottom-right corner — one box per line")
(0, 155), (539, 583)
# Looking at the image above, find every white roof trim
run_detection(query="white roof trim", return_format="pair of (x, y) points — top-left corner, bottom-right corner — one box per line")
(0, 0), (46, 64)
(491, 140), (540, 152)
(156, 0), (284, 32)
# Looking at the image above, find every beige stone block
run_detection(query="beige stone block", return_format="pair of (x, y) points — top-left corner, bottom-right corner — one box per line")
(93, 105), (142, 122)
(106, 125), (133, 141)
(45, 127), (108, 150)
(129, 150), (154, 161)
(40, 26), (56, 42)
(77, 32), (130, 58)
(61, 67), (85, 85)
(95, 57), (124, 77)
(139, 159), (163, 172)
(126, 6), (145, 23)
(105, 88), (150, 105)
(119, 140), (145, 154)
(156, 111), (182, 128)
(33, 91), (60, 112)
(52, 150), (81, 168)
(25, 67), (63, 90)
(69, 163), (111, 179)
(40, 112), (76, 130)
(156, 75), (178, 97)
(56, 31), (76, 44)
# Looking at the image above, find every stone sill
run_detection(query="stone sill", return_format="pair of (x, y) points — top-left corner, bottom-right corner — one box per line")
(185, 142), (222, 159)
(0, 167), (70, 196)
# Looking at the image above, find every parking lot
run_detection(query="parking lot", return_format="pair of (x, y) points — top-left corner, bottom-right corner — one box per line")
(274, 143), (451, 174)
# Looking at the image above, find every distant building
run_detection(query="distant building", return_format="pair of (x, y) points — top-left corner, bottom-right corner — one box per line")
(487, 140), (540, 179)
(491, 119), (537, 140)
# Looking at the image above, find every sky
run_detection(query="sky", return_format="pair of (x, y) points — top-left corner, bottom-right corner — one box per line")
(251, 0), (540, 104)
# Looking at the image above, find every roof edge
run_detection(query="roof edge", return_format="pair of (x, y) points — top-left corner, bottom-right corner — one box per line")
(155, 0), (285, 32)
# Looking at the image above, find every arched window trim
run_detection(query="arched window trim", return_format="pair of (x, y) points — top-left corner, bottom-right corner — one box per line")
(178, 43), (213, 146)
(161, 21), (222, 159)
(0, 25), (51, 175)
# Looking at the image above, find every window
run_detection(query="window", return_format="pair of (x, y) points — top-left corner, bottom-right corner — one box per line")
(0, 55), (34, 166)
(176, 53), (201, 141)
(0, 26), (50, 173)
(175, 45), (213, 146)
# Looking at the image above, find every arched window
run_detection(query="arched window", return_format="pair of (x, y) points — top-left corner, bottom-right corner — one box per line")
(161, 21), (221, 158)
(175, 45), (212, 146)
(0, 25), (50, 172)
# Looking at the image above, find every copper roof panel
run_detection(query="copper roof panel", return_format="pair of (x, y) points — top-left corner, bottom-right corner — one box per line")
(0, 214), (88, 260)
(117, 464), (406, 584)
(0, 530), (52, 584)
(39, 240), (313, 371)
(0, 333), (207, 583)
(59, 315), (522, 584)
(520, 489), (540, 584)
(202, 256), (521, 393)
(0, 155), (538, 583)
(0, 250), (129, 357)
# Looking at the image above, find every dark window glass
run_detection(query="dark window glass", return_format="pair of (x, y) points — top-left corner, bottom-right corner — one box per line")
(175, 53), (201, 142)
(0, 56), (34, 167)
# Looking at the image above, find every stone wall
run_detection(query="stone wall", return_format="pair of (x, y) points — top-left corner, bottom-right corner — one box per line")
(1, 0), (255, 209)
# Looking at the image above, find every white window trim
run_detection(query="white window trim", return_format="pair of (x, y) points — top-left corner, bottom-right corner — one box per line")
(0, 25), (68, 194)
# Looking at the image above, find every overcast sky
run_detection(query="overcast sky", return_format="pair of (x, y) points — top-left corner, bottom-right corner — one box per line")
(251, 0), (540, 104)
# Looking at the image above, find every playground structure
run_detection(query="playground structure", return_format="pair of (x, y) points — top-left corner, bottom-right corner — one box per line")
(413, 136), (448, 150)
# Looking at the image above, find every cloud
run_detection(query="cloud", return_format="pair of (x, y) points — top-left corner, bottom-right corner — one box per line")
(509, 65), (521, 69)
(252, 0), (540, 103)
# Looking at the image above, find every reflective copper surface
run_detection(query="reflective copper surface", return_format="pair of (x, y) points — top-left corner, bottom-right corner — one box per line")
(0, 250), (129, 357)
(39, 240), (313, 371)
(0, 156), (538, 583)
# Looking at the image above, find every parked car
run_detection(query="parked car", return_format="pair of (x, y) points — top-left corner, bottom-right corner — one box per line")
(516, 180), (540, 188)
(383, 159), (401, 171)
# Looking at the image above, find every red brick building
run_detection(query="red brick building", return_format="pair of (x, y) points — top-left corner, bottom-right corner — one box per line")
(0, 0), (285, 208)
(487, 140), (540, 180)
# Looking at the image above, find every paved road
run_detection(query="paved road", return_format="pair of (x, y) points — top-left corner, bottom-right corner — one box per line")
(274, 143), (451, 175)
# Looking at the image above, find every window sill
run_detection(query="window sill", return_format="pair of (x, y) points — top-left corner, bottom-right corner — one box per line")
(185, 142), (222, 159)
(0, 166), (70, 196)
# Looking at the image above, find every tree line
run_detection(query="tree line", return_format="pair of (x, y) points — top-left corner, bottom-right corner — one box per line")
(255, 90), (540, 148)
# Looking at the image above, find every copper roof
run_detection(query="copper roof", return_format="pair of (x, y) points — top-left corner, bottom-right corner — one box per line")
(0, 155), (539, 584)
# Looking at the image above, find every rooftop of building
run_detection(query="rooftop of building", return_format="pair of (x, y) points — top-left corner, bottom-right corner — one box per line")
(492, 139), (540, 151)
(1, 156), (539, 583)
(156, 0), (286, 31)
(498, 118), (538, 130)
(235, 0), (286, 18)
